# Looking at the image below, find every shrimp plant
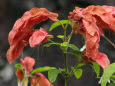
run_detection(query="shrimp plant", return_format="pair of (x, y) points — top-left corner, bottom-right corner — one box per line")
(6, 5), (115, 86)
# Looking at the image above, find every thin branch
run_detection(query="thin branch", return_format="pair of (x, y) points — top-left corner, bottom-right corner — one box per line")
(58, 20), (65, 29)
(102, 35), (115, 49)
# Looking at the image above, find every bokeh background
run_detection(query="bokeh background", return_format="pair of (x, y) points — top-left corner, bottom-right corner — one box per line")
(0, 0), (115, 86)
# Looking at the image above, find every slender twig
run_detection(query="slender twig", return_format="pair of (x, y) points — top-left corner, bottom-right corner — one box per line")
(64, 21), (69, 30)
(102, 35), (115, 48)
(64, 29), (66, 41)
(58, 20), (65, 29)
(67, 30), (73, 43)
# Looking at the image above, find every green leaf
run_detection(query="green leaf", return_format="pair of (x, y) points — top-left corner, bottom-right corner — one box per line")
(15, 64), (23, 71)
(31, 66), (56, 75)
(49, 20), (73, 31)
(57, 35), (64, 40)
(111, 75), (115, 79)
(48, 69), (60, 83)
(66, 52), (82, 60)
(101, 63), (115, 86)
(60, 42), (68, 47)
(75, 63), (86, 68)
(43, 42), (60, 47)
(109, 83), (115, 86)
(58, 68), (66, 73)
(68, 44), (80, 52)
(92, 62), (100, 78)
(47, 35), (54, 40)
(73, 69), (83, 79)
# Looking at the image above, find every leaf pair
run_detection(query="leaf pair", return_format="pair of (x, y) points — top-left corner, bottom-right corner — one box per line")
(49, 20), (73, 31)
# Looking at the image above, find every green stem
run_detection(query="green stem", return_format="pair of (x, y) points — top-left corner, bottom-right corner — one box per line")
(65, 78), (68, 86)
(22, 78), (28, 86)
(59, 20), (73, 86)
(64, 51), (68, 72)
(58, 20), (65, 29)
(64, 29), (66, 41)
(22, 71), (28, 86)
(67, 30), (73, 43)
(64, 30), (73, 86)
(64, 50), (68, 86)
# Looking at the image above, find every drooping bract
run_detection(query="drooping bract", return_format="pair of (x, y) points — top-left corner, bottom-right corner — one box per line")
(7, 8), (58, 64)
(69, 5), (115, 69)
(16, 56), (35, 82)
(31, 73), (52, 86)
(29, 28), (52, 47)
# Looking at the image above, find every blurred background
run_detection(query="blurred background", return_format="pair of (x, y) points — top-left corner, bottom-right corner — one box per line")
(0, 0), (115, 86)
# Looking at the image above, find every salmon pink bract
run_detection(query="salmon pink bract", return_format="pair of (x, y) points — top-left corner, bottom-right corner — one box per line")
(7, 8), (58, 64)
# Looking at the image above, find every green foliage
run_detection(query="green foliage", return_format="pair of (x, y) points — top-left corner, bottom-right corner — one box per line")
(49, 20), (72, 31)
(61, 43), (81, 59)
(75, 63), (86, 68)
(111, 75), (115, 79)
(58, 68), (66, 72)
(31, 66), (56, 75)
(65, 44), (82, 60)
(73, 69), (83, 79)
(47, 35), (54, 40)
(101, 63), (115, 86)
(109, 83), (115, 86)
(92, 62), (100, 78)
(44, 42), (60, 47)
(68, 44), (80, 51)
(60, 42), (68, 51)
(66, 52), (82, 60)
(15, 64), (23, 71)
(48, 69), (60, 83)
(60, 42), (68, 47)
(57, 35), (64, 40)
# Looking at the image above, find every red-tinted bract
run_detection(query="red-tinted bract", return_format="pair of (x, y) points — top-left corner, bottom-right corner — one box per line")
(31, 73), (52, 86)
(29, 28), (52, 47)
(20, 56), (35, 75)
(16, 69), (24, 82)
(69, 5), (115, 69)
(7, 8), (58, 64)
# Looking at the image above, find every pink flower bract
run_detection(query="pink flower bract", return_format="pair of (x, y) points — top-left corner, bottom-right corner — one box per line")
(20, 56), (35, 75)
(7, 8), (58, 64)
(29, 28), (52, 47)
(69, 5), (114, 69)
(31, 73), (52, 86)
